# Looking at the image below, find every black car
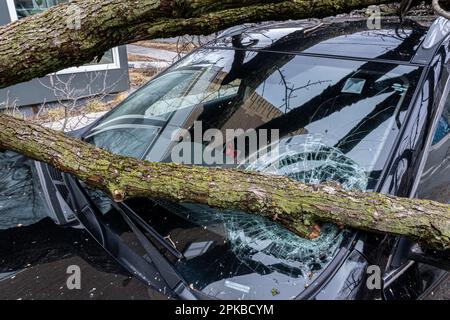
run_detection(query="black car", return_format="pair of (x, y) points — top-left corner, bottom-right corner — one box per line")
(1, 16), (450, 300)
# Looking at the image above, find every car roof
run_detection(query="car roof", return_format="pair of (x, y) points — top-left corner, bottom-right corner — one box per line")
(205, 17), (435, 64)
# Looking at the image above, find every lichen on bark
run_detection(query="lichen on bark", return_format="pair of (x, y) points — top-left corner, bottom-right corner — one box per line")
(0, 0), (397, 88)
(0, 113), (449, 250)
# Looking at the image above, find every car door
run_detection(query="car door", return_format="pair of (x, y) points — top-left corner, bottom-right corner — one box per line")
(382, 73), (450, 299)
(375, 47), (450, 299)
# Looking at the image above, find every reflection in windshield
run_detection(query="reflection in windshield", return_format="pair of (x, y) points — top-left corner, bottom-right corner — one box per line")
(84, 41), (421, 298)
(87, 49), (419, 180)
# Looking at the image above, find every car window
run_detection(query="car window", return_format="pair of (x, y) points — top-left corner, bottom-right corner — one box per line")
(416, 93), (450, 203)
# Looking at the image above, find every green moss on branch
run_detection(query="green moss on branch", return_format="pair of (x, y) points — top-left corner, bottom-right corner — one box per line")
(0, 113), (449, 250)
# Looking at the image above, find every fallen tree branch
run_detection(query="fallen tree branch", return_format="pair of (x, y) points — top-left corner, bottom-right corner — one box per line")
(0, 0), (399, 88)
(433, 0), (450, 19)
(0, 113), (449, 250)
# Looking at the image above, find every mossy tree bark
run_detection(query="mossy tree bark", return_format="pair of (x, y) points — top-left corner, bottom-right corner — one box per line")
(0, 113), (449, 251)
(0, 0), (404, 88)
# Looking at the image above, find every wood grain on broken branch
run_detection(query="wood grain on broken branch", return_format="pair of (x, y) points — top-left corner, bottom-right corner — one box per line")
(0, 113), (449, 250)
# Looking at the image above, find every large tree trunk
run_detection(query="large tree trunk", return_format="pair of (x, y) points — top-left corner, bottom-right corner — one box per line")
(0, 0), (449, 253)
(0, 113), (449, 251)
(0, 0), (400, 88)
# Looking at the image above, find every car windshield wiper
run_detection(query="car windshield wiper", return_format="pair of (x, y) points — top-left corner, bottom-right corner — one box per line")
(111, 201), (197, 296)
(113, 201), (185, 260)
(65, 175), (192, 295)
(73, 177), (185, 260)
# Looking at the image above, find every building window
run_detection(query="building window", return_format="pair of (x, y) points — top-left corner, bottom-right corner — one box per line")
(14, 0), (67, 18)
(6, 0), (120, 72)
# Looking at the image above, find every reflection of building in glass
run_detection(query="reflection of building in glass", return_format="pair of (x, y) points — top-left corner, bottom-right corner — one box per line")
(225, 91), (283, 129)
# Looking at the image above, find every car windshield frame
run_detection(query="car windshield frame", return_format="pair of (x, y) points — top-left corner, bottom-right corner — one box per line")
(81, 47), (423, 299)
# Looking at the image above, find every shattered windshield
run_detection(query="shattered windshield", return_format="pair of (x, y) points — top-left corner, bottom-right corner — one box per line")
(85, 48), (421, 299)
